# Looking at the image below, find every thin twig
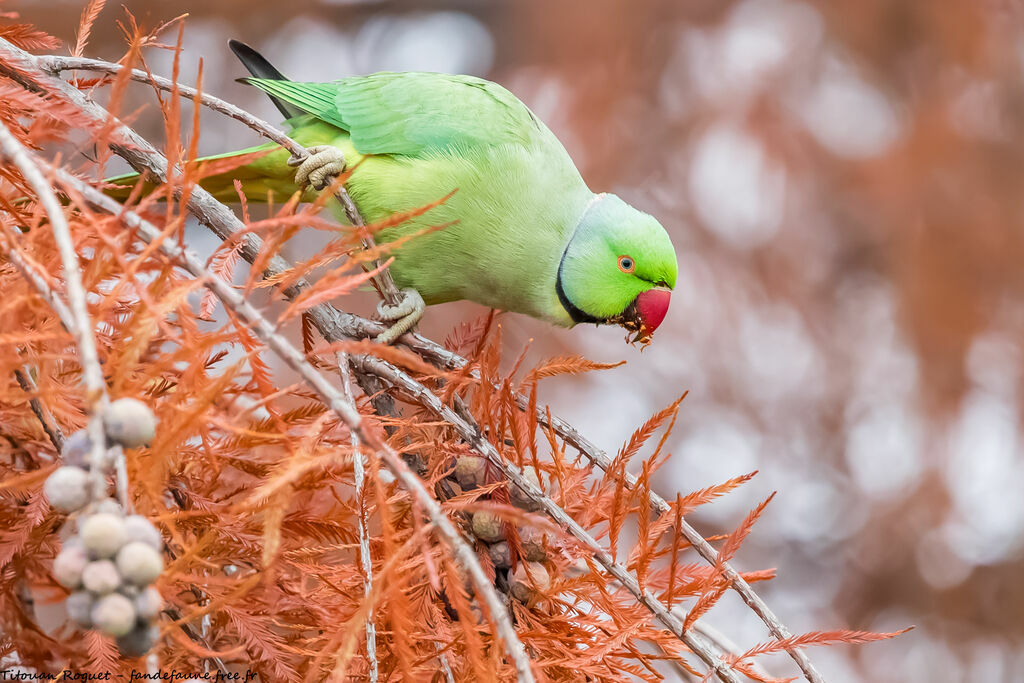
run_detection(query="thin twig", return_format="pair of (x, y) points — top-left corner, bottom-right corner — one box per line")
(0, 39), (400, 425)
(0, 223), (76, 331)
(528, 396), (820, 677)
(349, 354), (739, 682)
(13, 367), (64, 452)
(0, 121), (115, 505)
(388, 326), (827, 681)
(436, 643), (456, 683)
(49, 104), (729, 675)
(164, 495), (231, 676)
(336, 351), (378, 683)
(42, 161), (536, 683)
(38, 54), (401, 306)
(691, 619), (773, 682)
(1, 44), (825, 682)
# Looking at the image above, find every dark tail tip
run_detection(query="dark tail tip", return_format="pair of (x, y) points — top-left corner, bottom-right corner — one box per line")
(229, 40), (302, 120)
(229, 39), (288, 81)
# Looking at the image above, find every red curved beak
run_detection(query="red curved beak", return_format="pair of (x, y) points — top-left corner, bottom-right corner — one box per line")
(635, 287), (672, 336)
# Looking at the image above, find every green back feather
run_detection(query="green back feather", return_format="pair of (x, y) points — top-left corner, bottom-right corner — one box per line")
(241, 74), (540, 157)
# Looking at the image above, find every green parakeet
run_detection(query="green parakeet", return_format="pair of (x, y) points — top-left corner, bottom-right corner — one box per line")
(112, 41), (678, 344)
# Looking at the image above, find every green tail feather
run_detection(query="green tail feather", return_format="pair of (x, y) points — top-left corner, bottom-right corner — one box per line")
(102, 142), (304, 204)
(102, 115), (354, 205)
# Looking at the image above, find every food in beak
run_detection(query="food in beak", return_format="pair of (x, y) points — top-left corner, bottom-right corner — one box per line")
(611, 287), (672, 346)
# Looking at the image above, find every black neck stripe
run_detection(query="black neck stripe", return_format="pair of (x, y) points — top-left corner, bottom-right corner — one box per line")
(556, 250), (602, 324)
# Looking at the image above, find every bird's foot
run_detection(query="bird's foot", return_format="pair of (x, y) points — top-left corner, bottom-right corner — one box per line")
(374, 288), (425, 344)
(287, 145), (347, 191)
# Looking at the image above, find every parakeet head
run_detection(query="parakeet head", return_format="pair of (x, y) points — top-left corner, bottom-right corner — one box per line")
(556, 193), (677, 345)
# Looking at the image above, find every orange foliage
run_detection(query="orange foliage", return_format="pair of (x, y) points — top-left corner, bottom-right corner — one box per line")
(0, 7), (905, 682)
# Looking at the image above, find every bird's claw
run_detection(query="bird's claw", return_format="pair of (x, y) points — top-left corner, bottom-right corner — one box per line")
(374, 288), (425, 344)
(288, 145), (347, 191)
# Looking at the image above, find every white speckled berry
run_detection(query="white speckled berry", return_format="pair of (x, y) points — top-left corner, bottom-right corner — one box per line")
(123, 515), (162, 551)
(93, 498), (123, 516)
(80, 513), (127, 558)
(53, 543), (89, 588)
(116, 541), (163, 586)
(91, 593), (136, 637)
(43, 466), (90, 513)
(65, 590), (94, 626)
(104, 398), (156, 449)
(82, 559), (121, 594)
(134, 586), (163, 620)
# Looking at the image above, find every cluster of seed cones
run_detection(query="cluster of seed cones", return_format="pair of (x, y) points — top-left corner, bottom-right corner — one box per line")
(43, 398), (164, 657)
(451, 456), (554, 605)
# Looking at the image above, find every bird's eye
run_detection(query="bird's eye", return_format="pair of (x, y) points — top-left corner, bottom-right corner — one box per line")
(618, 255), (635, 273)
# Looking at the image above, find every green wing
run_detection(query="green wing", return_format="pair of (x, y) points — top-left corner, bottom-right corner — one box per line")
(242, 73), (541, 157)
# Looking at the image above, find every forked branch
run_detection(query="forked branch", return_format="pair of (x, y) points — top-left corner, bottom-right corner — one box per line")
(0, 121), (121, 506)
(15, 149), (536, 683)
(0, 38), (829, 682)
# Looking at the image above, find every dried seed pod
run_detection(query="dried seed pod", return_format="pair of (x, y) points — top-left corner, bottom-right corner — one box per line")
(123, 515), (162, 551)
(509, 561), (550, 604)
(566, 557), (590, 577)
(43, 466), (90, 513)
(134, 586), (163, 621)
(104, 398), (156, 449)
(488, 541), (511, 569)
(53, 543), (89, 589)
(65, 590), (94, 627)
(518, 525), (548, 562)
(82, 559), (121, 594)
(116, 541), (163, 586)
(116, 623), (160, 657)
(91, 593), (136, 637)
(471, 510), (503, 543)
(509, 466), (543, 511)
(440, 478), (463, 500)
(467, 601), (486, 625)
(454, 455), (488, 490)
(80, 513), (127, 559)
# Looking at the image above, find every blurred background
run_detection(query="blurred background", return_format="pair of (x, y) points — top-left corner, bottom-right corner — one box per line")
(15, 0), (1024, 680)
